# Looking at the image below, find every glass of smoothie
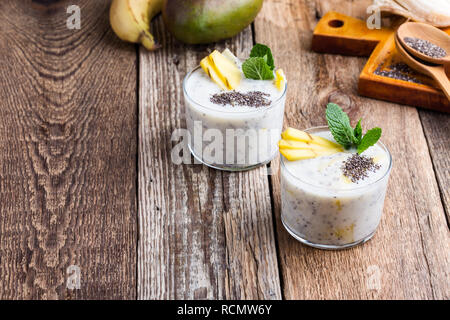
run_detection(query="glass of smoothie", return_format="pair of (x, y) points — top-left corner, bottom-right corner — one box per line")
(280, 126), (392, 250)
(183, 49), (287, 171)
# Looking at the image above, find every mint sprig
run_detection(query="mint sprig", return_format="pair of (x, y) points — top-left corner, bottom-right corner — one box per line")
(325, 103), (358, 148)
(357, 128), (381, 154)
(325, 103), (381, 154)
(354, 119), (362, 144)
(242, 43), (275, 80)
(250, 44), (275, 70)
(242, 57), (274, 80)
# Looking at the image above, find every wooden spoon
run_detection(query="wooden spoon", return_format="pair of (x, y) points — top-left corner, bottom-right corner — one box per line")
(395, 34), (450, 101)
(397, 22), (450, 65)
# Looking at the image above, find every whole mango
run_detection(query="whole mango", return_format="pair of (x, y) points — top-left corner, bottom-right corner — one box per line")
(162, 0), (264, 44)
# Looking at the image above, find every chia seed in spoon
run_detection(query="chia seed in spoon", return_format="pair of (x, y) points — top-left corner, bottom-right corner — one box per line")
(404, 37), (447, 59)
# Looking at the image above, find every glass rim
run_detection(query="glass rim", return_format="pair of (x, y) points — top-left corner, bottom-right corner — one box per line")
(183, 65), (288, 114)
(281, 126), (393, 192)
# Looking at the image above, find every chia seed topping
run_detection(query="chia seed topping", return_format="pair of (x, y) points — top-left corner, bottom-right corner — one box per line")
(342, 154), (381, 183)
(404, 37), (447, 59)
(374, 63), (422, 84)
(210, 91), (272, 108)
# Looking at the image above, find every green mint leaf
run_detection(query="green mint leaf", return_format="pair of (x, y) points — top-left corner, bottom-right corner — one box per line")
(325, 103), (382, 153)
(250, 44), (275, 70)
(326, 103), (357, 149)
(357, 127), (382, 154)
(242, 57), (274, 80)
(354, 119), (362, 144)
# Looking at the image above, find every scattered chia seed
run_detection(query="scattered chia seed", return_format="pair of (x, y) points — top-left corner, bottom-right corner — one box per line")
(374, 63), (422, 84)
(404, 37), (447, 59)
(210, 91), (271, 108)
(341, 154), (381, 183)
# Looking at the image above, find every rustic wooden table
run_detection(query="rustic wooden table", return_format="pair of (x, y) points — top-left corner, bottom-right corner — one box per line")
(0, 0), (448, 300)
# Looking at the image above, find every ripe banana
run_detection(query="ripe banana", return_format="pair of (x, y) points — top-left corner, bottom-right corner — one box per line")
(110, 0), (163, 50)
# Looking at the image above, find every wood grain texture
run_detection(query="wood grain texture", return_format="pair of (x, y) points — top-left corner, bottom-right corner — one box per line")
(419, 111), (450, 223)
(0, 0), (137, 299)
(137, 17), (281, 299)
(312, 11), (393, 56)
(255, 0), (450, 299)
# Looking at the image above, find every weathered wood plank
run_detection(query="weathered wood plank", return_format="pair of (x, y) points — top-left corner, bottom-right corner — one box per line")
(137, 15), (281, 299)
(0, 0), (137, 299)
(419, 111), (450, 223)
(255, 0), (450, 299)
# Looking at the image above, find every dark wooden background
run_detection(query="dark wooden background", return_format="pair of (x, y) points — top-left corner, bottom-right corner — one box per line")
(0, 0), (448, 300)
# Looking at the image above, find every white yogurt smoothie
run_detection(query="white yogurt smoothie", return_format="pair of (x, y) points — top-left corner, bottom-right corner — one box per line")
(183, 61), (286, 171)
(280, 127), (392, 249)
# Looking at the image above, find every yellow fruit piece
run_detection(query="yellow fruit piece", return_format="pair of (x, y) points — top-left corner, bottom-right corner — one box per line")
(281, 127), (310, 142)
(333, 223), (355, 242)
(341, 174), (353, 184)
(280, 148), (320, 161)
(335, 200), (343, 211)
(279, 139), (313, 150)
(274, 69), (286, 91)
(110, 0), (163, 51)
(281, 127), (342, 150)
(209, 50), (241, 90)
(200, 56), (228, 91)
(278, 139), (341, 153)
(222, 48), (238, 64)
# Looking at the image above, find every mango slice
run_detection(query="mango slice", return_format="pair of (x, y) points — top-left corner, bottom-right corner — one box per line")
(275, 68), (286, 91)
(280, 147), (342, 161)
(278, 139), (341, 153)
(281, 127), (342, 150)
(280, 148), (317, 161)
(209, 50), (241, 90)
(200, 56), (228, 90)
(279, 128), (344, 161)
(222, 48), (238, 65)
(200, 50), (242, 90)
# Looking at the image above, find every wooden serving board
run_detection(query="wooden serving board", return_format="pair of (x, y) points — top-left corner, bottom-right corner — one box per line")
(312, 11), (450, 113)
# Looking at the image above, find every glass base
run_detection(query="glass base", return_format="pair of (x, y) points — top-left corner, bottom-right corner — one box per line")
(188, 144), (276, 172)
(281, 217), (376, 250)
